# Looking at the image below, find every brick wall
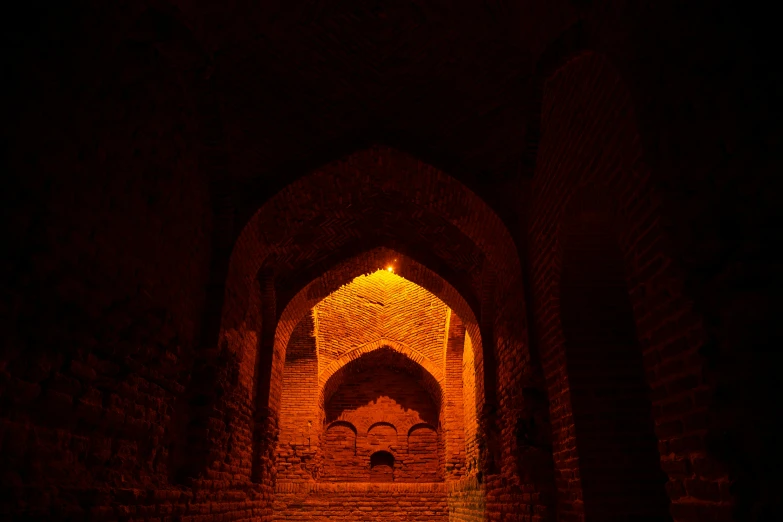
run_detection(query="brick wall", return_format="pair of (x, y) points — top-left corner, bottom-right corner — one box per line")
(461, 333), (480, 476)
(528, 52), (728, 521)
(276, 313), (320, 482)
(323, 363), (441, 483)
(447, 476), (486, 522)
(559, 211), (669, 519)
(0, 9), (228, 517)
(444, 312), (467, 478)
(617, 4), (782, 518)
(273, 482), (448, 521)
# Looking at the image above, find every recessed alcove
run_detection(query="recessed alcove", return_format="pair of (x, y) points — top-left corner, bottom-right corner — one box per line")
(272, 269), (477, 518)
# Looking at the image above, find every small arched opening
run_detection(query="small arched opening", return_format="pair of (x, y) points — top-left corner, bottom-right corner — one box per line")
(369, 451), (395, 483)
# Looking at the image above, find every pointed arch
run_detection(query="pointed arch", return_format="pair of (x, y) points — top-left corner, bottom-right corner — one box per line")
(318, 338), (444, 394)
(189, 146), (529, 488)
(320, 346), (443, 417)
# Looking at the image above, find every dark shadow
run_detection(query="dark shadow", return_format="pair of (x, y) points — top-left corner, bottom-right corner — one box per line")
(323, 350), (440, 428)
(560, 193), (671, 521)
(369, 451), (395, 482)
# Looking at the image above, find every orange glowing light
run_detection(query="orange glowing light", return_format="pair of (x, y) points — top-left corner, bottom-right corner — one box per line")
(387, 266), (394, 272)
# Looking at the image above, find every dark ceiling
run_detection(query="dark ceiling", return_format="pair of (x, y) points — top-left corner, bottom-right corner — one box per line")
(184, 3), (579, 242)
(4, 0), (582, 231)
(162, 0), (579, 201)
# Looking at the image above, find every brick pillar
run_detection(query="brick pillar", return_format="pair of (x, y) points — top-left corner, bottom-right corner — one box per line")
(276, 313), (320, 481)
(253, 268), (279, 485)
(444, 311), (467, 478)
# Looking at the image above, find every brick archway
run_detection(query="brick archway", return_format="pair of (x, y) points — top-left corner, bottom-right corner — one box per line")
(184, 145), (532, 522)
(217, 147), (525, 413)
(221, 146), (522, 326)
(318, 347), (445, 484)
(276, 247), (480, 359)
(274, 263), (482, 493)
(320, 347), (444, 426)
(200, 146), (530, 478)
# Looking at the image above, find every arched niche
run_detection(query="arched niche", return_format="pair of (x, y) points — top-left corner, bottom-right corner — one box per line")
(408, 423), (438, 439)
(321, 348), (443, 483)
(321, 421), (359, 482)
(369, 451), (395, 483)
(319, 337), (444, 398)
(321, 347), (442, 428)
(407, 423), (441, 482)
(367, 422), (398, 453)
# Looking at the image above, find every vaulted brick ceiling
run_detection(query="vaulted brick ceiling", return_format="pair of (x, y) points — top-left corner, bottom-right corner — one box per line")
(313, 270), (451, 379)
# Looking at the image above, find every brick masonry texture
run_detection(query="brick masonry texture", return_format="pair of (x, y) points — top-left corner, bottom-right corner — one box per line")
(322, 366), (441, 482)
(273, 270), (478, 518)
(314, 271), (450, 376)
(529, 52), (729, 521)
(3, 2), (778, 521)
(200, 144), (531, 521)
(273, 483), (448, 521)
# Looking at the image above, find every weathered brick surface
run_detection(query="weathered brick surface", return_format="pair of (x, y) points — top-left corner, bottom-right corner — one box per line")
(273, 482), (448, 521)
(323, 364), (441, 482)
(528, 52), (729, 521)
(448, 476), (486, 522)
(444, 312), (468, 478)
(314, 270), (450, 377)
(461, 334), (480, 477)
(276, 314), (320, 482)
(1, 7), (217, 517)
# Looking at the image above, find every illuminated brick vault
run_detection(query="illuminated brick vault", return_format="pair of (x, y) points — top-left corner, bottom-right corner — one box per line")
(273, 270), (480, 519)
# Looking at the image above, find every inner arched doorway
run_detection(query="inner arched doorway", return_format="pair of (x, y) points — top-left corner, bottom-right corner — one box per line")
(271, 269), (471, 519)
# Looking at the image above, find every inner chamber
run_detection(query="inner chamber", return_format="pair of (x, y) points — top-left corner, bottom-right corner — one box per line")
(272, 269), (479, 519)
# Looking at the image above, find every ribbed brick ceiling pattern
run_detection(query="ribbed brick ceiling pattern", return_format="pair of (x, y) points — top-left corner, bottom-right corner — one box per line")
(275, 247), (481, 364)
(314, 270), (450, 379)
